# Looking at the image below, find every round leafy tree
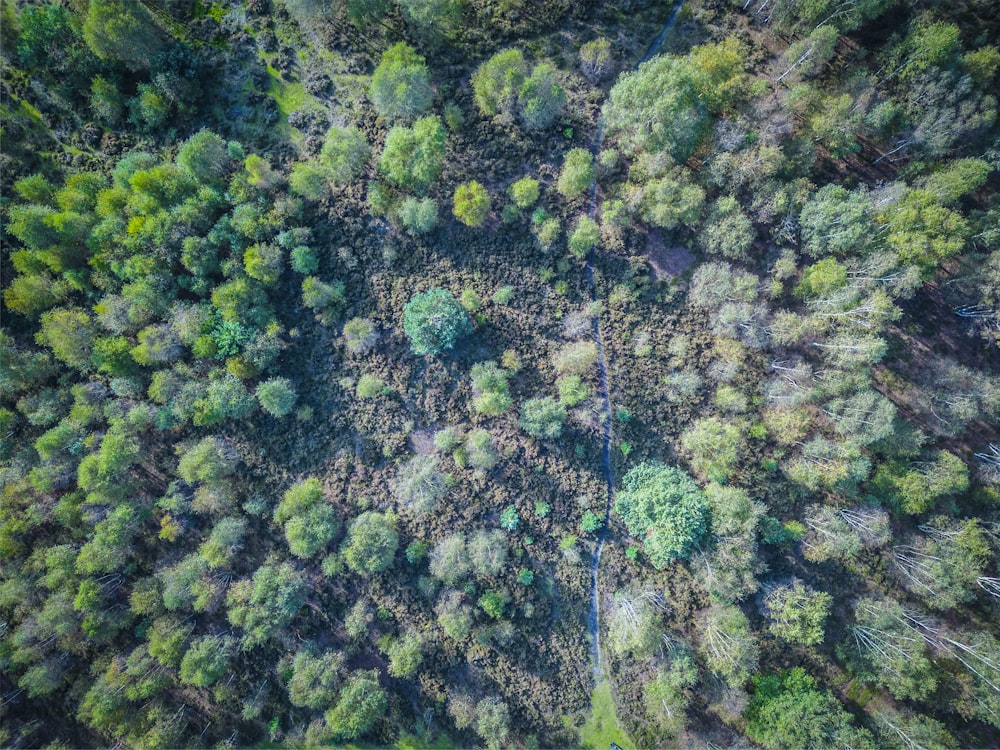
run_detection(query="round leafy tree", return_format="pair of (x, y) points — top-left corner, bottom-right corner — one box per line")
(614, 462), (709, 567)
(453, 181), (491, 227)
(403, 288), (472, 356)
(341, 512), (399, 574)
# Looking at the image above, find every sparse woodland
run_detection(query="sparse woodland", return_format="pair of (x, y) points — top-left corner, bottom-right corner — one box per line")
(1, 0), (999, 747)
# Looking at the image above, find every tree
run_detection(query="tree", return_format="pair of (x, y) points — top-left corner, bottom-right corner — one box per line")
(36, 308), (95, 371)
(475, 697), (511, 750)
(519, 397), (567, 439)
(643, 654), (698, 739)
(199, 516), (247, 569)
(342, 317), (379, 355)
(745, 668), (872, 749)
(892, 518), (990, 610)
(472, 49), (528, 120)
(436, 590), (473, 640)
(798, 184), (872, 257)
(325, 670), (386, 741)
(226, 562), (308, 648)
(841, 596), (938, 701)
(320, 126), (370, 184)
(634, 168), (705, 229)
(509, 176), (540, 209)
(765, 582), (832, 646)
(385, 630), (424, 678)
(699, 196), (754, 259)
(580, 38), (614, 83)
(288, 648), (344, 709)
(464, 429), (498, 471)
(872, 450), (969, 515)
(698, 603), (759, 686)
(394, 455), (447, 514)
(370, 43), (432, 122)
(557, 148), (594, 199)
(177, 437), (237, 485)
(802, 504), (890, 563)
(256, 377), (297, 417)
(519, 63), (565, 130)
(430, 534), (469, 585)
(885, 189), (970, 274)
(453, 181), (491, 227)
(604, 54), (708, 160)
(176, 130), (230, 185)
(470, 361), (512, 415)
(398, 197), (438, 233)
(568, 216), (600, 258)
(275, 478), (338, 558)
(341, 512), (398, 574)
(179, 635), (233, 688)
(82, 0), (164, 71)
(467, 530), (507, 577)
(379, 116), (447, 195)
(403, 288), (472, 356)
(614, 463), (709, 567)
(607, 589), (667, 658)
(680, 417), (743, 482)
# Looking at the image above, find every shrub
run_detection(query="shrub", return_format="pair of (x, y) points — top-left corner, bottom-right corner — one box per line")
(256, 377), (297, 417)
(580, 38), (614, 82)
(342, 317), (378, 355)
(370, 43), (432, 122)
(509, 177), (540, 209)
(398, 197), (438, 233)
(568, 216), (600, 258)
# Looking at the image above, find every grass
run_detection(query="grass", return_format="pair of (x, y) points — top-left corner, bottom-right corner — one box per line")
(579, 681), (635, 750)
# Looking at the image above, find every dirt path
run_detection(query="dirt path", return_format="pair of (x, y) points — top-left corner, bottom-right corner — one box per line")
(585, 0), (687, 683)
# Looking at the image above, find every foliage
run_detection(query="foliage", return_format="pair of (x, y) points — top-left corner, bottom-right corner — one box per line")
(325, 670), (386, 741)
(765, 582), (832, 646)
(403, 288), (472, 356)
(519, 397), (567, 439)
(557, 149), (595, 199)
(614, 463), (709, 567)
(379, 116), (447, 195)
(341, 512), (399, 574)
(370, 43), (432, 122)
(453, 181), (491, 227)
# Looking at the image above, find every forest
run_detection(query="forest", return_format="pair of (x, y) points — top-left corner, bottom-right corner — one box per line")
(1, 0), (999, 747)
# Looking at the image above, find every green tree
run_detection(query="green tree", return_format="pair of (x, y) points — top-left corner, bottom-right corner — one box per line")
(557, 148), (594, 199)
(370, 43), (432, 122)
(470, 361), (512, 415)
(341, 512), (398, 574)
(680, 417), (743, 482)
(519, 397), (567, 439)
(199, 516), (247, 569)
(604, 55), (708, 160)
(643, 654), (698, 739)
(226, 562), (308, 648)
(398, 197), (438, 233)
(509, 176), (540, 209)
(745, 668), (872, 749)
(256, 377), (297, 417)
(435, 590), (473, 640)
(467, 530), (507, 577)
(36, 308), (95, 371)
(475, 697), (511, 750)
(519, 63), (565, 130)
(472, 49), (528, 120)
(403, 288), (472, 356)
(614, 463), (709, 567)
(179, 635), (234, 688)
(580, 38), (614, 83)
(379, 116), (447, 195)
(385, 630), (424, 678)
(288, 648), (344, 709)
(82, 0), (164, 71)
(765, 582), (832, 646)
(395, 455), (446, 514)
(699, 196), (754, 259)
(342, 317), (379, 355)
(320, 125), (370, 184)
(430, 534), (469, 585)
(177, 437), (237, 485)
(635, 168), (705, 229)
(453, 181), (491, 227)
(568, 216), (600, 258)
(176, 130), (230, 185)
(799, 184), (872, 257)
(325, 670), (386, 741)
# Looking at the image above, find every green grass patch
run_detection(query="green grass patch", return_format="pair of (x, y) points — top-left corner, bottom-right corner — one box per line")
(579, 681), (634, 750)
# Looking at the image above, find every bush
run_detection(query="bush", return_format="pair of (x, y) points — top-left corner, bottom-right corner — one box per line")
(472, 49), (528, 119)
(580, 38), (614, 82)
(256, 377), (297, 417)
(341, 512), (398, 574)
(519, 63), (566, 130)
(342, 317), (379, 356)
(453, 182), (491, 227)
(379, 116), (447, 195)
(403, 288), (472, 356)
(470, 361), (512, 415)
(398, 197), (438, 233)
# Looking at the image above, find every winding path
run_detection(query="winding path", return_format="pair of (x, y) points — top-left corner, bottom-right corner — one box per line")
(585, 0), (687, 682)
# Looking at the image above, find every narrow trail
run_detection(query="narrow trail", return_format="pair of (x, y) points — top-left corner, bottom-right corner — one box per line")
(585, 0), (687, 682)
